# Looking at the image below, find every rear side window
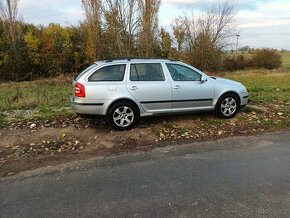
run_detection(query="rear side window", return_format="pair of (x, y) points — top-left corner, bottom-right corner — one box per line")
(76, 64), (96, 81)
(130, 63), (165, 81)
(88, 64), (126, 81)
(166, 64), (201, 81)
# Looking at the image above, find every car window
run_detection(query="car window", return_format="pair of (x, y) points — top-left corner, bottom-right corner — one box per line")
(88, 64), (126, 81)
(130, 63), (165, 81)
(166, 64), (201, 81)
(76, 64), (96, 81)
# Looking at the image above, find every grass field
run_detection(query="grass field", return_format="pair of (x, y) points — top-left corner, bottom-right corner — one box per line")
(0, 75), (72, 112)
(0, 69), (289, 117)
(222, 69), (290, 104)
(280, 51), (290, 69)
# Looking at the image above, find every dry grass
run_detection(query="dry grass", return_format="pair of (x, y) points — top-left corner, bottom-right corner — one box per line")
(0, 69), (289, 114)
(218, 69), (290, 104)
(0, 74), (72, 112)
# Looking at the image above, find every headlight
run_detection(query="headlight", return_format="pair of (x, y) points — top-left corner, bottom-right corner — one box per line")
(239, 86), (248, 94)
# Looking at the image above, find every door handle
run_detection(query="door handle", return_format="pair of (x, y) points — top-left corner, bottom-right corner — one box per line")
(173, 85), (181, 89)
(130, 86), (138, 90)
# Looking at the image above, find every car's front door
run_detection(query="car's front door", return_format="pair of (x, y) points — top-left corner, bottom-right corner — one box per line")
(127, 63), (172, 113)
(165, 63), (214, 111)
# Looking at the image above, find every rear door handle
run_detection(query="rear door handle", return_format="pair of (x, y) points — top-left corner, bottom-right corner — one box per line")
(130, 86), (138, 90)
(173, 85), (181, 89)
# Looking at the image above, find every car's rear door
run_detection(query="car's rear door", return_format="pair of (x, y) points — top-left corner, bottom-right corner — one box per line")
(126, 62), (172, 113)
(165, 63), (214, 111)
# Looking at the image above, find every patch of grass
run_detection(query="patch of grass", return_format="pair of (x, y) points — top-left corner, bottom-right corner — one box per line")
(35, 107), (74, 120)
(242, 106), (262, 114)
(206, 119), (223, 125)
(237, 116), (247, 121)
(260, 119), (290, 128)
(151, 128), (161, 137)
(223, 69), (290, 105)
(162, 123), (175, 130)
(0, 80), (72, 112)
(280, 51), (290, 69)
(0, 113), (7, 129)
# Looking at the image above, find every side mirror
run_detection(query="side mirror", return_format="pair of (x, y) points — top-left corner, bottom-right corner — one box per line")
(200, 76), (208, 83)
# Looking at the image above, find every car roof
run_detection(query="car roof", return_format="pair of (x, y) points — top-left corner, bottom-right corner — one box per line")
(94, 58), (178, 65)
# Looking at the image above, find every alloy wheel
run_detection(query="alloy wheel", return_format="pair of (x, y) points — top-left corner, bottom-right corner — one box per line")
(220, 97), (237, 117)
(113, 106), (134, 127)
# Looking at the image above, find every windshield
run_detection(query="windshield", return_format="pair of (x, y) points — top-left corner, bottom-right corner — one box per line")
(75, 64), (96, 81)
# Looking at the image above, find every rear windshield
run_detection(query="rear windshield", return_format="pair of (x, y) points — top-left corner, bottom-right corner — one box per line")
(75, 64), (96, 81)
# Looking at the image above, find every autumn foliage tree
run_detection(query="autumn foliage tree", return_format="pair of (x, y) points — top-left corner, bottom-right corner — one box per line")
(0, 0), (283, 82)
(0, 0), (29, 80)
(171, 1), (236, 71)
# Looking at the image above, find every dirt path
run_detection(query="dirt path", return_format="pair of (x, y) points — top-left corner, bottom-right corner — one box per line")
(0, 104), (289, 177)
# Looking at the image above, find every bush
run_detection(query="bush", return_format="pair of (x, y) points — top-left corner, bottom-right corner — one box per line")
(252, 49), (282, 69)
(222, 55), (253, 71)
(222, 49), (282, 71)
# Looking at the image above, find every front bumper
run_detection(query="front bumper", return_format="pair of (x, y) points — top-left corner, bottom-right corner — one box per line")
(240, 95), (248, 106)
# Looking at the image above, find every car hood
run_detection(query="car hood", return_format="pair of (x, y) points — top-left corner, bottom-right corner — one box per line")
(211, 76), (247, 92)
(212, 76), (242, 86)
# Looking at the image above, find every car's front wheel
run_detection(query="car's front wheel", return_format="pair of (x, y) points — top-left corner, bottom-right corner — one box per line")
(108, 101), (140, 130)
(215, 94), (239, 119)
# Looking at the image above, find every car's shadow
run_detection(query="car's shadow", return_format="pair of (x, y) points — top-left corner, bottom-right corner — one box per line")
(78, 111), (218, 131)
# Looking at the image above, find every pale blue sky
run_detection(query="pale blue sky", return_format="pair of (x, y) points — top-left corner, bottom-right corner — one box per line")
(18, 0), (290, 49)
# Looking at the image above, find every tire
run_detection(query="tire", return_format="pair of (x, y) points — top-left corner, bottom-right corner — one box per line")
(215, 93), (239, 119)
(107, 101), (140, 130)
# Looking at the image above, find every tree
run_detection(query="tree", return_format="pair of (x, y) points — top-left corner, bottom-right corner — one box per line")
(172, 0), (236, 71)
(0, 0), (28, 80)
(81, 0), (102, 61)
(171, 17), (185, 59)
(137, 0), (161, 57)
(102, 0), (139, 58)
(159, 27), (172, 58)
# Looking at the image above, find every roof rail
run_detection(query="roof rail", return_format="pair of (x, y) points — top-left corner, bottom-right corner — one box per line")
(104, 57), (176, 63)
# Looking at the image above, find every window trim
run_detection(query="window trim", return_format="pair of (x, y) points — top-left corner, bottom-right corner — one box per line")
(129, 63), (166, 82)
(76, 64), (97, 81)
(87, 64), (126, 82)
(166, 63), (202, 82)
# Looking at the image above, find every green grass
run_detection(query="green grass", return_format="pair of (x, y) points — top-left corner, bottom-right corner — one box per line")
(241, 106), (262, 114)
(280, 51), (290, 69)
(0, 82), (72, 112)
(0, 113), (7, 129)
(37, 106), (74, 118)
(260, 119), (290, 128)
(0, 69), (289, 118)
(223, 69), (290, 104)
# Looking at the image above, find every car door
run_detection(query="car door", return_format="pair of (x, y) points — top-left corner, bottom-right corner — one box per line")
(165, 63), (214, 111)
(126, 62), (172, 113)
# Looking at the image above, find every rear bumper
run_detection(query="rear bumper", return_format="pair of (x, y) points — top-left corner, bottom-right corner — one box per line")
(70, 96), (106, 115)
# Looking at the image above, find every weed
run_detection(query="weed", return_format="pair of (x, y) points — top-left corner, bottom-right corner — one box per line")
(0, 113), (7, 129)
(206, 119), (223, 125)
(151, 128), (161, 137)
(242, 107), (262, 114)
(260, 119), (290, 128)
(162, 123), (175, 130)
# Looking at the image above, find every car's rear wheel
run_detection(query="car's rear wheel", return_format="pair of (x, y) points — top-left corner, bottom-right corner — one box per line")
(215, 94), (239, 119)
(108, 101), (139, 130)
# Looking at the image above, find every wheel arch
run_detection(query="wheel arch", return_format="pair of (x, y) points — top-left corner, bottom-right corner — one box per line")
(216, 91), (241, 107)
(106, 98), (141, 115)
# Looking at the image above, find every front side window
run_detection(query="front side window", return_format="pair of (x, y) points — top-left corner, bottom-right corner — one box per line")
(166, 64), (201, 81)
(88, 64), (126, 81)
(130, 63), (165, 81)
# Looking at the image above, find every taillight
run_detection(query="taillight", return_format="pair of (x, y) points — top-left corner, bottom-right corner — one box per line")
(75, 82), (86, 98)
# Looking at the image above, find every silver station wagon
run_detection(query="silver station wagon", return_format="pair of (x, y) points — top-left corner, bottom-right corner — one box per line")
(71, 58), (248, 130)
